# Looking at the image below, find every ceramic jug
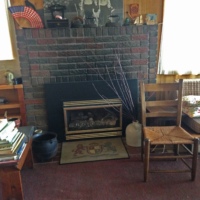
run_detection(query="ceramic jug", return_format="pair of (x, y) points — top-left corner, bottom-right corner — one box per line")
(126, 121), (141, 147)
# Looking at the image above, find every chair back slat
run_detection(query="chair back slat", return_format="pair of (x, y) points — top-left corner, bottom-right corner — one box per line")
(146, 112), (177, 118)
(146, 100), (178, 107)
(140, 79), (183, 126)
(144, 83), (180, 92)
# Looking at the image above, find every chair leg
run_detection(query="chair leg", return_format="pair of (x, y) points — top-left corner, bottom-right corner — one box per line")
(174, 144), (179, 155)
(141, 133), (144, 161)
(191, 138), (199, 181)
(144, 138), (150, 182)
(173, 144), (179, 161)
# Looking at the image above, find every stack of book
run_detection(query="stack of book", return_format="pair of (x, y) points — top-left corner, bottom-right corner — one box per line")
(0, 118), (27, 162)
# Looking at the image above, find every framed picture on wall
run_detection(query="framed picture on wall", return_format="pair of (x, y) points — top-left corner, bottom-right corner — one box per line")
(43, 0), (123, 27)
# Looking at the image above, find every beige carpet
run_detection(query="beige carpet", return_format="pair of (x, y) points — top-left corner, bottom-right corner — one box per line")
(60, 137), (129, 164)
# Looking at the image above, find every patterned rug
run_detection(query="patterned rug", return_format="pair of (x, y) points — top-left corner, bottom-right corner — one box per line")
(60, 137), (129, 164)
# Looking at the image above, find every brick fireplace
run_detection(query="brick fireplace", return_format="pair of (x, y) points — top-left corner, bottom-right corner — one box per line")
(15, 25), (158, 141)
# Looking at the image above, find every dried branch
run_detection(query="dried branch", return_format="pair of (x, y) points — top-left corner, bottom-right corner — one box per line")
(91, 55), (136, 121)
(73, 54), (136, 121)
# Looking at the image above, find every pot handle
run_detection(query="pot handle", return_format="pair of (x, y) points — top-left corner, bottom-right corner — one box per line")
(33, 129), (43, 135)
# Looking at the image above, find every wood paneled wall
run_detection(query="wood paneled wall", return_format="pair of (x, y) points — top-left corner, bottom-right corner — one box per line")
(124, 0), (163, 23)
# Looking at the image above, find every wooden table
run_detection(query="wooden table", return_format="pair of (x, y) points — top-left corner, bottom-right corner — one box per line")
(0, 127), (34, 200)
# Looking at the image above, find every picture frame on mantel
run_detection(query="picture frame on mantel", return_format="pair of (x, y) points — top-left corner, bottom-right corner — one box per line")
(43, 0), (123, 28)
(145, 13), (157, 25)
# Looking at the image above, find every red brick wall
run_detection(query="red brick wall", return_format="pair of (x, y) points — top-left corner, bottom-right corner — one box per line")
(16, 25), (158, 130)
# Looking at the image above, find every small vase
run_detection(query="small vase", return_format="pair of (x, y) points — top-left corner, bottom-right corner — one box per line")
(125, 121), (141, 147)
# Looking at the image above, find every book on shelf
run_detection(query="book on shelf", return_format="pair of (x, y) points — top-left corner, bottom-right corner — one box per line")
(0, 132), (26, 155)
(0, 118), (8, 131)
(9, 130), (22, 144)
(0, 142), (27, 162)
(0, 142), (12, 149)
(0, 128), (18, 148)
(10, 132), (23, 150)
(0, 139), (10, 145)
(15, 142), (27, 160)
(0, 154), (18, 162)
(0, 156), (17, 162)
(0, 121), (15, 140)
(0, 119), (28, 162)
(6, 127), (19, 143)
(0, 130), (21, 150)
(12, 133), (26, 153)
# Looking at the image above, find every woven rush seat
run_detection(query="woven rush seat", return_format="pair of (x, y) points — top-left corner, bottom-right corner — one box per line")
(144, 126), (194, 145)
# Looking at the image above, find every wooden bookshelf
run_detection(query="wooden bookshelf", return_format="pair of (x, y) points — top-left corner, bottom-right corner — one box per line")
(0, 137), (33, 200)
(0, 84), (26, 126)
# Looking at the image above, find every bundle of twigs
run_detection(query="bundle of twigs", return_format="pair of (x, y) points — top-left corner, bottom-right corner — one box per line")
(92, 55), (136, 121)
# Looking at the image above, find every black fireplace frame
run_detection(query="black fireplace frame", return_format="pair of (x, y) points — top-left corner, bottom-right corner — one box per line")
(44, 79), (138, 142)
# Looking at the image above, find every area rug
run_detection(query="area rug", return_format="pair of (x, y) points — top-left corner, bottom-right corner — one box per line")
(60, 137), (129, 164)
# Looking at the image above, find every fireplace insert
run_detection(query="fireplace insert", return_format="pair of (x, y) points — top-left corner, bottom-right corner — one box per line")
(63, 98), (122, 140)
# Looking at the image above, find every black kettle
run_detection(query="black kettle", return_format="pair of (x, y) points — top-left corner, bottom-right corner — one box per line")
(105, 15), (120, 27)
(48, 4), (66, 20)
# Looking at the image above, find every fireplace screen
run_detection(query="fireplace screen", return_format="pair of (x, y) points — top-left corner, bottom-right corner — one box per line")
(63, 98), (122, 140)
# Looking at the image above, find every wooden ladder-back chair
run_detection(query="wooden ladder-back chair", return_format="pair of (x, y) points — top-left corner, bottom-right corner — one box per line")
(140, 79), (199, 182)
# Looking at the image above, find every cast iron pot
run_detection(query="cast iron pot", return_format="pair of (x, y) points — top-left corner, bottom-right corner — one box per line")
(32, 131), (58, 162)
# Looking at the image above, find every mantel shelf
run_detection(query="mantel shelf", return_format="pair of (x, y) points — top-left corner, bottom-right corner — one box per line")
(0, 84), (23, 90)
(0, 103), (21, 109)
